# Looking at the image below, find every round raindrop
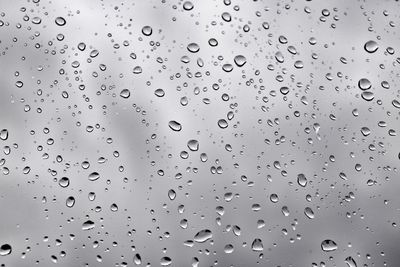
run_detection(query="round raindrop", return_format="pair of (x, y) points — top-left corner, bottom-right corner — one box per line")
(0, 244), (11, 256)
(358, 78), (371, 90)
(183, 1), (194, 11)
(364, 40), (378, 53)
(142, 26), (152, 36)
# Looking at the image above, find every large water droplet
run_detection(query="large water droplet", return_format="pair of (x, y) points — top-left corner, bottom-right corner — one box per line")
(234, 55), (247, 67)
(304, 207), (315, 219)
(321, 239), (338, 252)
(297, 173), (307, 187)
(251, 238), (263, 251)
(187, 139), (199, 151)
(194, 229), (212, 243)
(183, 1), (194, 11)
(141, 26), (153, 36)
(187, 43), (200, 53)
(88, 172), (100, 181)
(0, 129), (8, 141)
(168, 120), (182, 131)
(55, 16), (66, 26)
(364, 40), (378, 53)
(120, 89), (131, 99)
(160, 257), (172, 266)
(0, 244), (11, 256)
(82, 220), (95, 230)
(168, 189), (176, 200)
(217, 119), (228, 129)
(361, 91), (374, 101)
(345, 256), (357, 267)
(358, 78), (371, 90)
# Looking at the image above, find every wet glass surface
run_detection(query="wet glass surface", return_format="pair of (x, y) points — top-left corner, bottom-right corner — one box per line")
(0, 0), (400, 266)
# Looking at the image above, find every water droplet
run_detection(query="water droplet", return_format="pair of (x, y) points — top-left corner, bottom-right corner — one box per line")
(304, 207), (315, 219)
(251, 238), (263, 251)
(392, 99), (400, 108)
(168, 120), (182, 131)
(88, 172), (100, 181)
(77, 42), (86, 51)
(66, 196), (75, 208)
(224, 244), (234, 253)
(217, 119), (228, 129)
(183, 1), (194, 11)
(194, 229), (212, 243)
(82, 220), (95, 230)
(59, 177), (70, 188)
(360, 127), (371, 136)
(133, 253), (142, 265)
(358, 78), (371, 90)
(270, 193), (279, 203)
(364, 40), (378, 53)
(221, 12), (232, 22)
(345, 256), (357, 267)
(141, 26), (152, 36)
(0, 244), (11, 256)
(168, 189), (176, 200)
(160, 257), (172, 266)
(0, 129), (8, 141)
(120, 89), (131, 99)
(55, 16), (66, 26)
(187, 43), (200, 53)
(154, 88), (165, 97)
(361, 91), (374, 101)
(110, 203), (118, 212)
(187, 139), (199, 151)
(321, 239), (338, 252)
(234, 55), (247, 67)
(297, 173), (307, 187)
(32, 17), (41, 24)
(222, 63), (233, 72)
(280, 86), (290, 95)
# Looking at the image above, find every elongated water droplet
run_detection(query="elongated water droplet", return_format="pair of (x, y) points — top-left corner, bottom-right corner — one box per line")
(0, 129), (8, 141)
(82, 220), (95, 230)
(88, 172), (100, 181)
(345, 256), (357, 267)
(194, 229), (212, 243)
(297, 173), (307, 187)
(168, 120), (182, 131)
